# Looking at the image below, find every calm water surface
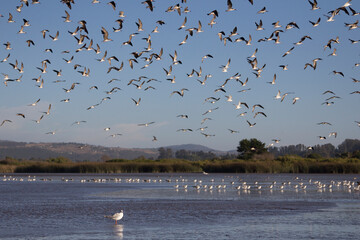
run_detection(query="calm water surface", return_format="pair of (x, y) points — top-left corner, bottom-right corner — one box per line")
(0, 173), (359, 240)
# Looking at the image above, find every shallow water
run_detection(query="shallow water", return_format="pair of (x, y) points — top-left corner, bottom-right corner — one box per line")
(0, 173), (359, 239)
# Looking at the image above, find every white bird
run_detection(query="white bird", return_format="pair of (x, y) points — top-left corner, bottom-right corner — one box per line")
(105, 210), (124, 225)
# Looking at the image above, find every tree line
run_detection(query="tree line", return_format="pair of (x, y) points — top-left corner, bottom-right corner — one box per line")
(157, 139), (360, 161)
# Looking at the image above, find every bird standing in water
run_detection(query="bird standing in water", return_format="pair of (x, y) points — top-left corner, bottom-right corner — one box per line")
(105, 210), (124, 225)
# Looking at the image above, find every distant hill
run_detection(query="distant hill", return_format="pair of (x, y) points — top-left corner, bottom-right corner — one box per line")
(0, 140), (231, 161)
(163, 144), (217, 152)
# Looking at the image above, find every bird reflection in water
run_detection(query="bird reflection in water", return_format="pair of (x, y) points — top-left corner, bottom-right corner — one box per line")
(113, 224), (124, 239)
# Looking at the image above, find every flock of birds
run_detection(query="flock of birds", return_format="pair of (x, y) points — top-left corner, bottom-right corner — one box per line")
(2, 173), (359, 224)
(0, 0), (359, 149)
(2, 173), (360, 193)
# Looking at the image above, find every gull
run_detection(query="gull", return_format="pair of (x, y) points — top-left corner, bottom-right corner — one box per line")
(318, 136), (326, 140)
(179, 35), (188, 46)
(152, 136), (157, 141)
(109, 134), (122, 138)
(29, 99), (40, 106)
(281, 92), (293, 102)
(332, 70), (344, 77)
(254, 112), (267, 118)
(267, 74), (277, 85)
(18, 26), (26, 34)
(201, 133), (215, 138)
(43, 104), (52, 115)
(53, 69), (62, 77)
(228, 129), (239, 134)
(169, 51), (182, 65)
(163, 66), (173, 76)
(138, 122), (155, 127)
(72, 121), (87, 125)
(173, 4), (182, 15)
(104, 210), (123, 225)
(131, 98), (141, 106)
(1, 53), (10, 63)
(285, 22), (300, 30)
(197, 21), (203, 33)
(101, 27), (112, 42)
(46, 131), (57, 135)
(229, 27), (238, 37)
(201, 118), (212, 124)
(342, 0), (352, 8)
(279, 65), (288, 70)
(177, 128), (193, 132)
(4, 42), (12, 50)
(86, 104), (100, 110)
(61, 99), (70, 103)
(272, 21), (282, 28)
(349, 39), (359, 44)
(33, 115), (44, 124)
(220, 58), (231, 72)
(324, 10), (337, 22)
(345, 20), (359, 30)
(272, 139), (281, 143)
(202, 107), (219, 115)
(62, 10), (71, 22)
(246, 120), (256, 127)
(226, 0), (236, 12)
(252, 104), (264, 112)
(234, 101), (249, 109)
(236, 35), (252, 45)
(177, 115), (189, 119)
(17, 113), (25, 118)
(0, 120), (12, 127)
(63, 56), (74, 64)
(22, 0), (29, 6)
(317, 122), (332, 126)
(323, 90), (336, 95)
(196, 127), (208, 131)
(178, 17), (187, 30)
(329, 132), (337, 138)
(61, 0), (74, 9)
(349, 7), (359, 16)
(257, 7), (268, 14)
(17, 4), (23, 13)
(282, 47), (294, 57)
(225, 95), (233, 102)
(355, 121), (360, 127)
(255, 20), (264, 30)
(108, 1), (116, 10)
(352, 78), (360, 83)
(308, 0), (320, 10)
(107, 56), (119, 65)
(322, 101), (334, 106)
(136, 18), (144, 31)
(49, 31), (59, 41)
(309, 17), (321, 27)
(107, 62), (124, 73)
(171, 88), (188, 97)
(142, 0), (154, 11)
(328, 48), (337, 57)
(8, 13), (15, 23)
(197, 75), (209, 85)
(292, 97), (300, 104)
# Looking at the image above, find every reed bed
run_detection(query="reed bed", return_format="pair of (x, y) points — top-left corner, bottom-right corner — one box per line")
(0, 157), (359, 174)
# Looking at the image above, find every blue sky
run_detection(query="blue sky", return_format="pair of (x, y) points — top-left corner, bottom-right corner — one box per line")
(0, 0), (359, 151)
